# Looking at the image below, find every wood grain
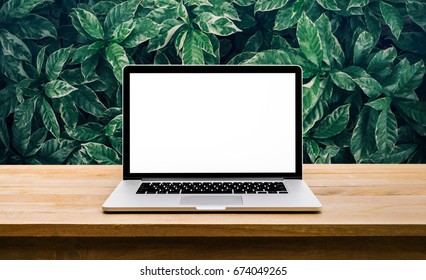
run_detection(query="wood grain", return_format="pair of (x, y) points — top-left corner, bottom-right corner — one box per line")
(0, 165), (426, 237)
(0, 165), (425, 259)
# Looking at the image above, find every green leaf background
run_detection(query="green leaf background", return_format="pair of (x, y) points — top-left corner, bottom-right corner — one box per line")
(1, 0), (426, 164)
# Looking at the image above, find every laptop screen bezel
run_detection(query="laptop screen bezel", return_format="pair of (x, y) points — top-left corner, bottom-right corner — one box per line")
(123, 65), (302, 180)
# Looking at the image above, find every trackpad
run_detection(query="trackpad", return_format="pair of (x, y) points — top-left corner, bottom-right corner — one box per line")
(180, 196), (243, 205)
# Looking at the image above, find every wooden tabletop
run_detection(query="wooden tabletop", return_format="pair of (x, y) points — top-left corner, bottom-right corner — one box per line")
(0, 165), (425, 238)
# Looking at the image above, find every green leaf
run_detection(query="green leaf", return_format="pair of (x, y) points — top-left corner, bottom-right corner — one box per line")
(304, 138), (320, 163)
(193, 29), (215, 56)
(58, 95), (78, 129)
(353, 76), (382, 99)
(104, 0), (140, 33)
(370, 144), (417, 163)
(175, 29), (202, 64)
(146, 3), (179, 24)
(348, 0), (369, 9)
(303, 100), (326, 135)
(105, 115), (122, 137)
(73, 85), (107, 117)
(8, 14), (57, 40)
(39, 139), (78, 164)
(353, 30), (374, 65)
(350, 107), (378, 163)
(24, 127), (47, 157)
(343, 66), (382, 98)
(0, 85), (19, 118)
(406, 1), (426, 33)
(233, 0), (256, 6)
(314, 104), (351, 139)
(59, 69), (88, 86)
(154, 51), (171, 64)
(315, 146), (340, 164)
(194, 12), (241, 36)
(69, 11), (92, 40)
(109, 136), (122, 155)
(121, 17), (161, 48)
(236, 13), (256, 29)
(407, 147), (423, 164)
(302, 75), (320, 116)
(175, 29), (212, 64)
(92, 1), (117, 15)
(147, 19), (185, 52)
(40, 98), (60, 138)
(270, 35), (291, 49)
(81, 54), (98, 81)
(44, 80), (77, 99)
(395, 101), (426, 125)
(193, 1), (240, 21)
(71, 8), (104, 40)
(83, 142), (121, 164)
(243, 50), (315, 69)
(208, 35), (224, 64)
(108, 19), (135, 43)
(67, 147), (96, 164)
(45, 45), (74, 81)
(216, 2), (240, 21)
(12, 97), (37, 155)
(243, 31), (263, 52)
(105, 43), (129, 82)
(0, 0), (44, 21)
(316, 0), (340, 11)
(243, 49), (318, 78)
(296, 13), (322, 67)
(329, 70), (356, 91)
(66, 125), (103, 142)
(36, 45), (48, 76)
(393, 31), (426, 55)
(0, 46), (29, 81)
(315, 13), (345, 68)
(0, 29), (32, 62)
(383, 59), (425, 95)
(319, 75), (334, 101)
(274, 0), (303, 31)
(333, 132), (352, 149)
(178, 1), (190, 24)
(375, 109), (397, 154)
(254, 0), (290, 13)
(365, 97), (392, 111)
(71, 41), (103, 64)
(186, 0), (213, 6)
(364, 8), (381, 43)
(227, 52), (257, 64)
(366, 47), (397, 74)
(380, 1), (403, 40)
(0, 119), (9, 148)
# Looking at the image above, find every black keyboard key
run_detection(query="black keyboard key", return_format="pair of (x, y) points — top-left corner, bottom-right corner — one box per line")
(167, 190), (180, 194)
(137, 181), (288, 194)
(233, 189), (246, 194)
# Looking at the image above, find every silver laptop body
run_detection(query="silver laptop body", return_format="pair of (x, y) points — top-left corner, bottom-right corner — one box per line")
(103, 65), (322, 212)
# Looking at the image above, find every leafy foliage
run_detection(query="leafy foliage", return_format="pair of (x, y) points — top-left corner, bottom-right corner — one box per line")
(1, 0), (426, 164)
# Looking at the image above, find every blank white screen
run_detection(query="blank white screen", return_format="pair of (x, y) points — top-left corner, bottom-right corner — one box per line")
(129, 73), (295, 173)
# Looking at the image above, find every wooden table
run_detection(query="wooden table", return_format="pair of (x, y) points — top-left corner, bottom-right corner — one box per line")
(0, 165), (425, 259)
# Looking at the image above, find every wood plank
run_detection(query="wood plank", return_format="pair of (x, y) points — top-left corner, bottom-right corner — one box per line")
(0, 165), (425, 238)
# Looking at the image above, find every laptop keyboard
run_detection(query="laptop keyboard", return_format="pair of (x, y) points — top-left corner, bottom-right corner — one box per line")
(136, 182), (288, 194)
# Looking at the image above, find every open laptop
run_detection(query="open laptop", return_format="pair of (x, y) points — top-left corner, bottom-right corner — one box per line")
(102, 65), (322, 212)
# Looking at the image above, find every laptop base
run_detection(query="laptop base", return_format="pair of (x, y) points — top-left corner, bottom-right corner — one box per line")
(103, 179), (322, 212)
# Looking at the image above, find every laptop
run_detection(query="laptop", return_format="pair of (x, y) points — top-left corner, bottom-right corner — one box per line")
(102, 65), (322, 212)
